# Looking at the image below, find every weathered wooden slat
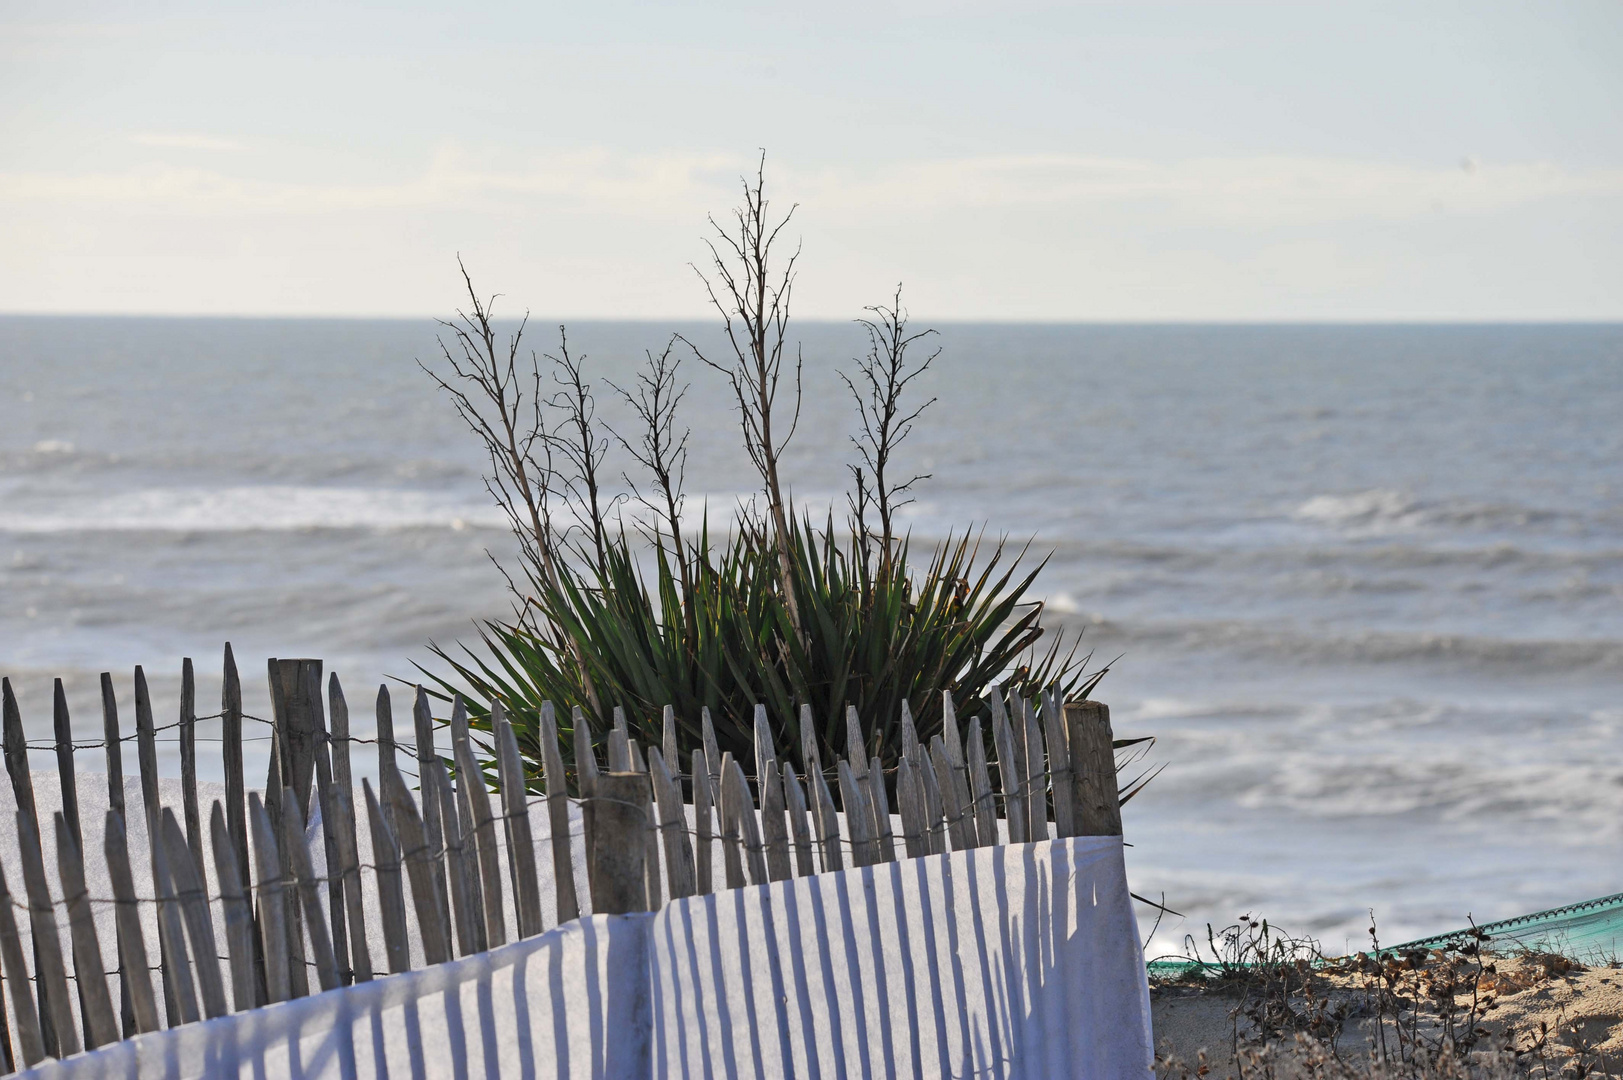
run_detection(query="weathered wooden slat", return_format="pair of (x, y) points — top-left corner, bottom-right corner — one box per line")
(988, 688), (1027, 844)
(99, 673), (125, 827)
(54, 813), (118, 1048)
(51, 680), (82, 856)
(537, 700), (578, 927)
(103, 810), (160, 1033)
(452, 698), (505, 949)
(701, 708), (722, 795)
(412, 686), (452, 939)
(967, 716), (999, 846)
(362, 780), (410, 975)
(179, 657), (206, 880)
(844, 706), (866, 783)
(280, 788), (341, 992)
(755, 708), (791, 882)
(938, 731), (977, 851)
(0, 854), (46, 1067)
(810, 763), (844, 872)
(726, 757), (769, 885)
(899, 700), (920, 773)
(692, 750), (713, 894)
(1, 678), (57, 1055)
(866, 755), (896, 862)
(648, 748), (696, 900)
(920, 743), (948, 855)
(797, 703), (820, 779)
(221, 645), (250, 888)
(327, 673), (364, 982)
(161, 808), (228, 1018)
(211, 803), (261, 1010)
(264, 720), (310, 1001)
(716, 752), (745, 889)
(375, 685), (398, 836)
(661, 705), (679, 796)
(798, 708), (832, 872)
(311, 678), (350, 984)
(155, 818), (206, 1024)
(941, 693), (979, 848)
(1022, 695), (1049, 841)
(1042, 689), (1075, 838)
(896, 755), (929, 858)
(496, 707), (544, 937)
(326, 786), (372, 982)
(3, 678), (36, 824)
(608, 708), (630, 772)
(429, 756), (480, 957)
(1068, 701), (1123, 836)
(99, 672), (137, 1038)
(135, 665), (188, 1026)
(1005, 689), (1031, 837)
(50, 678), (95, 1051)
(782, 763), (815, 877)
(836, 759), (875, 867)
(574, 705), (598, 904)
(248, 791), (292, 1005)
(627, 741), (663, 910)
(448, 761), (487, 954)
(585, 772), (649, 914)
(220, 646), (263, 1018)
(383, 763), (452, 966)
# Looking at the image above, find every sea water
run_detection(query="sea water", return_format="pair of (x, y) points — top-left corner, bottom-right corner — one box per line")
(2, 316), (1619, 956)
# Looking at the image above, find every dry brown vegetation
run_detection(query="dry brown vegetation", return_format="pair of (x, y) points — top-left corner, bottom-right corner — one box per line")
(1154, 918), (1623, 1080)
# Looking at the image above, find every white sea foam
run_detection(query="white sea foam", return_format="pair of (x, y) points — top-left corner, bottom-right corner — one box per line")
(1293, 488), (1561, 533)
(0, 485), (508, 533)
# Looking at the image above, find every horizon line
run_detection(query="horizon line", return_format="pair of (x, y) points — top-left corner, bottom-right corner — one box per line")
(4, 311), (1622, 327)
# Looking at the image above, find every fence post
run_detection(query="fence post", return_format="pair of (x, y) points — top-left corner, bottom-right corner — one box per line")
(1068, 701), (1122, 837)
(587, 772), (650, 915)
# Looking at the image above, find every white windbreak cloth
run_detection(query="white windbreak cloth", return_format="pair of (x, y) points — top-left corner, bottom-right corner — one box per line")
(15, 834), (1151, 1080)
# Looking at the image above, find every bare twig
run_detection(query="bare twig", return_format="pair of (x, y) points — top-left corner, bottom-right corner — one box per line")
(678, 151), (806, 643)
(545, 329), (620, 574)
(418, 258), (601, 714)
(607, 337), (697, 639)
(841, 283), (939, 578)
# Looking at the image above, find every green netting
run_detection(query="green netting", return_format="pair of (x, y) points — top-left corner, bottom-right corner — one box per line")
(1145, 893), (1623, 977)
(1395, 892), (1623, 963)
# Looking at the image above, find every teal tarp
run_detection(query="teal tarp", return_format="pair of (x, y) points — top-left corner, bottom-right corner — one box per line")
(1397, 892), (1623, 962)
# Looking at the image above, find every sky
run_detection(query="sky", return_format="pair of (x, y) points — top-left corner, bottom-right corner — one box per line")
(2, 1), (1620, 320)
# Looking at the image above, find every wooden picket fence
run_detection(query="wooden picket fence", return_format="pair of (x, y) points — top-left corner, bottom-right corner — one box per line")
(0, 645), (1123, 1073)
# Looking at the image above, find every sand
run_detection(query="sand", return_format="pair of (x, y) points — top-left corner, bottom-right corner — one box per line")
(1152, 953), (1623, 1078)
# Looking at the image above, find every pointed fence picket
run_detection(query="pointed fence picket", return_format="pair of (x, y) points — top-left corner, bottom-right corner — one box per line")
(0, 648), (1125, 1071)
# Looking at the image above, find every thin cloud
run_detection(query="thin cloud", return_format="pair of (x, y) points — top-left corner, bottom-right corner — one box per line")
(5, 149), (1619, 225)
(129, 133), (245, 151)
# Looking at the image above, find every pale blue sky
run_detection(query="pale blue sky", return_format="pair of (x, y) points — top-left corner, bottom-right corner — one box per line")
(3, 1), (1620, 318)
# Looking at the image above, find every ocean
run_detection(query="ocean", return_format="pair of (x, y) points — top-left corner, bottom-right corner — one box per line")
(2, 316), (1619, 957)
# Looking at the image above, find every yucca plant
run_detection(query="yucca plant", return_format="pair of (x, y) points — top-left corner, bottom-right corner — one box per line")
(421, 513), (1096, 787)
(419, 157), (1106, 791)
